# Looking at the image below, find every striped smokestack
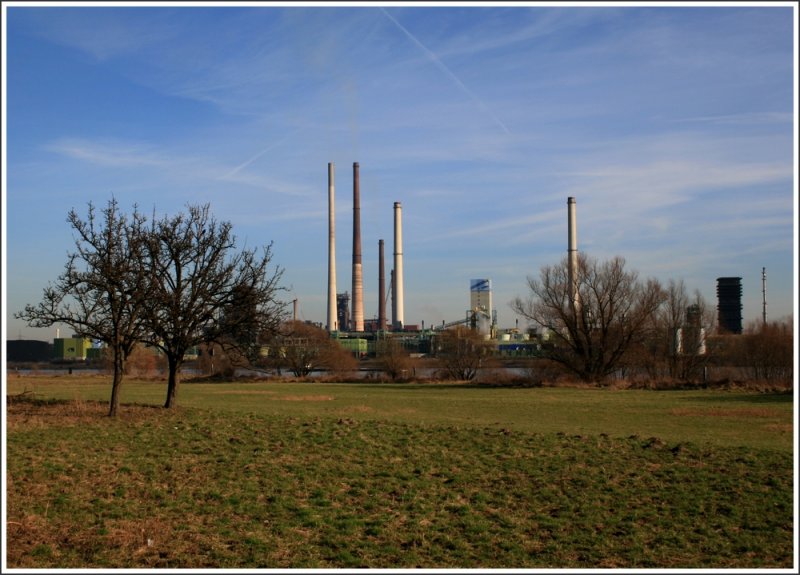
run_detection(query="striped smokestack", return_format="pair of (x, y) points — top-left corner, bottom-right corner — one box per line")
(393, 201), (404, 330)
(352, 162), (364, 332)
(378, 239), (387, 331)
(567, 197), (579, 314)
(326, 162), (337, 332)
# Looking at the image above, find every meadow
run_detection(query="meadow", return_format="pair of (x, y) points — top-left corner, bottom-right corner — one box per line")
(5, 374), (796, 568)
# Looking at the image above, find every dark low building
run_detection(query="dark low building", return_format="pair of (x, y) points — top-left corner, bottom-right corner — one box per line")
(6, 340), (52, 362)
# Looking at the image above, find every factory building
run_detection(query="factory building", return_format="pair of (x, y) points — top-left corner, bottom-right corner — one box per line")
(716, 277), (743, 334)
(469, 279), (496, 337)
(53, 336), (93, 360)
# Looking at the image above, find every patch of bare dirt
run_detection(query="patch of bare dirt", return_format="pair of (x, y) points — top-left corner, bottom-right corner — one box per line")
(670, 407), (783, 418)
(6, 395), (167, 431)
(277, 395), (335, 402)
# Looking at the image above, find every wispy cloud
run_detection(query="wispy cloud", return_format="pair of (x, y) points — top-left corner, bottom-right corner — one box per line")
(46, 138), (168, 167)
(14, 8), (180, 61)
(380, 8), (511, 135)
(672, 112), (793, 126)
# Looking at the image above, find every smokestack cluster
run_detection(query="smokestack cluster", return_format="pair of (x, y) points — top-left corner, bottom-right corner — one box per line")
(326, 163), (337, 331)
(352, 163), (364, 332)
(325, 161), (404, 333)
(567, 197), (579, 314)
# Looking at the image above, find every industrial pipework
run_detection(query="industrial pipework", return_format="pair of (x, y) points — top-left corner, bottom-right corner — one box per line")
(352, 162), (365, 332)
(326, 162), (337, 332)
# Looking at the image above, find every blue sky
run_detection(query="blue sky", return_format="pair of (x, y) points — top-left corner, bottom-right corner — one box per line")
(3, 2), (797, 341)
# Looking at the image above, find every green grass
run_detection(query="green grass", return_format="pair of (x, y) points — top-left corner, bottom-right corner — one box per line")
(6, 374), (794, 451)
(5, 375), (796, 568)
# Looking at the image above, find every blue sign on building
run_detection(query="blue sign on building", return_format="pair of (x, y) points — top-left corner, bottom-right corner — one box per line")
(470, 279), (491, 292)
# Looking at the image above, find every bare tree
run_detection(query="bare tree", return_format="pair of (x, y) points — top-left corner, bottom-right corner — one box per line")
(434, 327), (492, 381)
(140, 204), (286, 408)
(512, 254), (666, 383)
(629, 279), (713, 382)
(737, 319), (794, 383)
(271, 321), (356, 378)
(16, 199), (150, 416)
(375, 336), (415, 381)
(656, 281), (714, 381)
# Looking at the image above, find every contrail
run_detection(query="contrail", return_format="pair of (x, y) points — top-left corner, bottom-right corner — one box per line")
(222, 126), (307, 180)
(380, 8), (510, 135)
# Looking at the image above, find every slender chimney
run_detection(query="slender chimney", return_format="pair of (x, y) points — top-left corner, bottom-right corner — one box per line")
(352, 162), (364, 332)
(567, 197), (579, 315)
(390, 268), (396, 329)
(378, 239), (387, 331)
(326, 163), (337, 332)
(393, 201), (404, 329)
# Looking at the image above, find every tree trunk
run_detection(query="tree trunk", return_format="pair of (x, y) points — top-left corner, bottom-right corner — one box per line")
(164, 355), (181, 408)
(107, 345), (125, 417)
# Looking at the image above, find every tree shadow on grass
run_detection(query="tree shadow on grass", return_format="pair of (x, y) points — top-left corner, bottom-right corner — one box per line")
(687, 391), (793, 405)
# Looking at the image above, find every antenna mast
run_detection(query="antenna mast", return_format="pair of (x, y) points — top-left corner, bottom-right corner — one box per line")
(762, 267), (767, 326)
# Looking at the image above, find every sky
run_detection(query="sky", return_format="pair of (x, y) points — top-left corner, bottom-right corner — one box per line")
(2, 1), (797, 342)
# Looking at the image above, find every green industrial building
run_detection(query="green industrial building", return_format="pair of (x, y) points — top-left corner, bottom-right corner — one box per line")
(53, 337), (92, 360)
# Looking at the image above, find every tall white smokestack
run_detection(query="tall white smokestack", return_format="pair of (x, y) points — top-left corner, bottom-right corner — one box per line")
(326, 163), (337, 332)
(352, 162), (364, 332)
(393, 201), (404, 329)
(567, 197), (579, 314)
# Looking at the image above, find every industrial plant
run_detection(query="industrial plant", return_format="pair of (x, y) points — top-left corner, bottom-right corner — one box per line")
(317, 161), (759, 361)
(6, 163), (767, 368)
(319, 161), (539, 359)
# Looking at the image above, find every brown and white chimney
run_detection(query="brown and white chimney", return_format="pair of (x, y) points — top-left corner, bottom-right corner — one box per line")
(351, 162), (364, 332)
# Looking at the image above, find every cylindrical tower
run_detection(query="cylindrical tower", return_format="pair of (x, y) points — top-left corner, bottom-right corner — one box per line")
(326, 163), (337, 332)
(352, 162), (364, 332)
(378, 239), (387, 331)
(567, 197), (579, 314)
(393, 201), (404, 329)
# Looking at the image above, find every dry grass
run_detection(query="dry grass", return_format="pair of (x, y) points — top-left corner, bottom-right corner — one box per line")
(6, 392), (794, 569)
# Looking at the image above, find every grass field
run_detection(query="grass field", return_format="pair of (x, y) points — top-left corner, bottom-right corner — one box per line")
(5, 374), (796, 568)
